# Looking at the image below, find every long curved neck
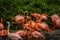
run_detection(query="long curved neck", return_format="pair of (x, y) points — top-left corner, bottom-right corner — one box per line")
(7, 23), (10, 34)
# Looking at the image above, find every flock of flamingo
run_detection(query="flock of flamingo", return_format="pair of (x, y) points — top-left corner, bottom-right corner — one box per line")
(0, 11), (60, 40)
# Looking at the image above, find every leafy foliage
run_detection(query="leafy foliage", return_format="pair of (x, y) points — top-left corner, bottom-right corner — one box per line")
(0, 0), (60, 29)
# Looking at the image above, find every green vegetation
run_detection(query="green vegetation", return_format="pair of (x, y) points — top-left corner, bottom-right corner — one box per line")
(0, 0), (60, 29)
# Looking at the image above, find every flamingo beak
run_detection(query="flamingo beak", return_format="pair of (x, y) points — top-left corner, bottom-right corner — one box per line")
(6, 21), (10, 24)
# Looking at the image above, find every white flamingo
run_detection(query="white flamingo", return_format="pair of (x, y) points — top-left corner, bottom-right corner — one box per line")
(6, 21), (23, 40)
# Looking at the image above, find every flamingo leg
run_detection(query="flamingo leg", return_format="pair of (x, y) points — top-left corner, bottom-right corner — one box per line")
(45, 26), (50, 32)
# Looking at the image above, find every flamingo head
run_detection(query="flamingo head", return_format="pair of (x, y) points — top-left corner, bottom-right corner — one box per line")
(51, 14), (59, 21)
(6, 21), (10, 24)
(41, 14), (49, 20)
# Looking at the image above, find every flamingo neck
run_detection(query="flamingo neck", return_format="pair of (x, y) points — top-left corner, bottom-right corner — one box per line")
(7, 23), (10, 34)
(20, 22), (24, 29)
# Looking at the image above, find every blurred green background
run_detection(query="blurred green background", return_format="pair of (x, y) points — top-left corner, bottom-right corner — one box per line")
(0, 0), (60, 30)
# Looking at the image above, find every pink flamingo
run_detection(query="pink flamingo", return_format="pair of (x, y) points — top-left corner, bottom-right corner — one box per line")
(32, 31), (45, 38)
(51, 14), (60, 30)
(40, 14), (49, 20)
(11, 14), (25, 29)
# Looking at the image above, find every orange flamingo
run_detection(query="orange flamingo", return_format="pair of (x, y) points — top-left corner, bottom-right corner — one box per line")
(51, 14), (60, 30)
(0, 18), (4, 37)
(1, 30), (7, 36)
(32, 13), (41, 19)
(32, 13), (49, 23)
(35, 22), (50, 32)
(24, 21), (36, 31)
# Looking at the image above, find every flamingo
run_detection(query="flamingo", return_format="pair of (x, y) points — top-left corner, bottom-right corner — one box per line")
(32, 13), (49, 23)
(51, 14), (60, 30)
(35, 16), (51, 35)
(34, 22), (50, 32)
(16, 30), (27, 37)
(40, 14), (49, 20)
(24, 21), (36, 31)
(1, 30), (7, 36)
(0, 18), (4, 37)
(31, 13), (41, 19)
(11, 14), (25, 29)
(32, 31), (45, 38)
(6, 21), (23, 40)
